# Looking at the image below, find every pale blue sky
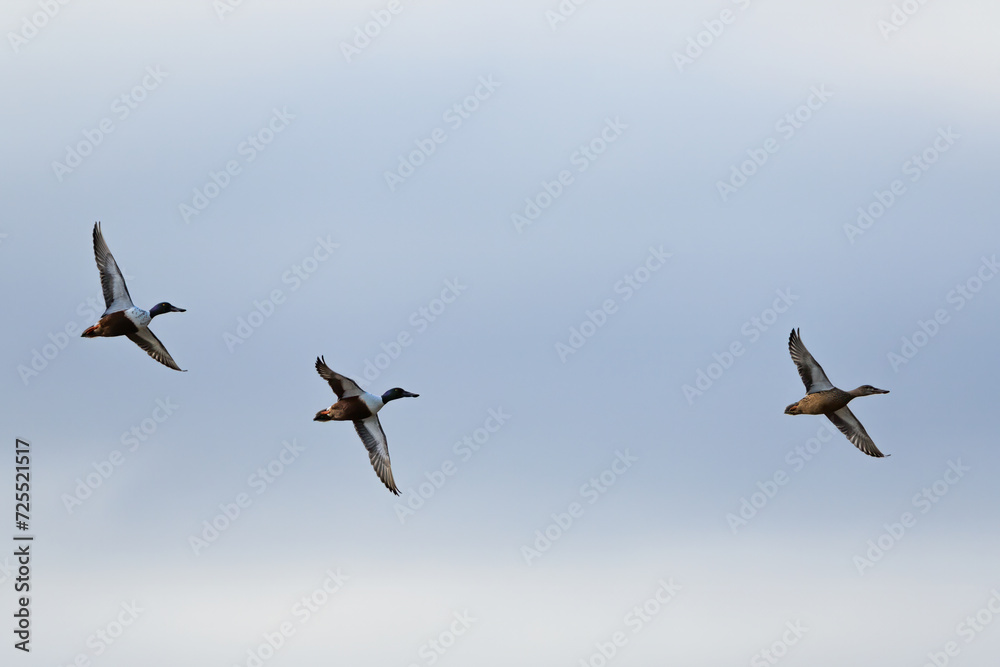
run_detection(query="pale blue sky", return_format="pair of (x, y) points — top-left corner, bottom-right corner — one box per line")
(3, 1), (1000, 665)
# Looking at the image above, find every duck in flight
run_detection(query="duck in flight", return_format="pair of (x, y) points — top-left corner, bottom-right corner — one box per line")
(313, 356), (419, 495)
(81, 222), (186, 371)
(785, 328), (889, 457)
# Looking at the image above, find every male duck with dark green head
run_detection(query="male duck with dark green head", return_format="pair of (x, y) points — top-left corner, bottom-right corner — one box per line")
(313, 356), (418, 495)
(81, 222), (186, 371)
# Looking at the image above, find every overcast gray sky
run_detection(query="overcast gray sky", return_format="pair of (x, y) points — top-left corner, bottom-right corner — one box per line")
(3, 1), (1000, 665)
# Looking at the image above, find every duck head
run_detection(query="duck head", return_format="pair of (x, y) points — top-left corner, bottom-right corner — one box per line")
(149, 302), (186, 318)
(381, 388), (419, 403)
(784, 401), (802, 415)
(852, 385), (889, 397)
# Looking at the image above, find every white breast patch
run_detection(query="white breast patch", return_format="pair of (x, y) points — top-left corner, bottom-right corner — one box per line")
(361, 393), (384, 414)
(125, 307), (151, 327)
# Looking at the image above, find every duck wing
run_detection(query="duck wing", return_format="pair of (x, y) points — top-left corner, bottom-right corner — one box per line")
(353, 416), (399, 495)
(826, 407), (887, 458)
(126, 328), (185, 371)
(92, 222), (134, 314)
(315, 356), (364, 399)
(788, 328), (834, 393)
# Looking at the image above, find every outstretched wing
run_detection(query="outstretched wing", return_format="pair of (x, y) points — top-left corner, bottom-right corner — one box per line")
(92, 222), (134, 314)
(315, 356), (363, 399)
(126, 329), (185, 371)
(354, 416), (399, 495)
(826, 407), (887, 458)
(788, 328), (834, 394)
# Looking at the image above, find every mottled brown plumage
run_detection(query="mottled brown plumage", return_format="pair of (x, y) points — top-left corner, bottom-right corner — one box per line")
(785, 387), (873, 416)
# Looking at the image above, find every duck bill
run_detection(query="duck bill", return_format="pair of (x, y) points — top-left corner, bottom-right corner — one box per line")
(872, 388), (889, 394)
(784, 403), (799, 415)
(314, 409), (333, 422)
(402, 391), (419, 398)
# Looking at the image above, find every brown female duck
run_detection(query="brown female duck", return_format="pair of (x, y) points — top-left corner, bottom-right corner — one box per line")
(785, 328), (889, 457)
